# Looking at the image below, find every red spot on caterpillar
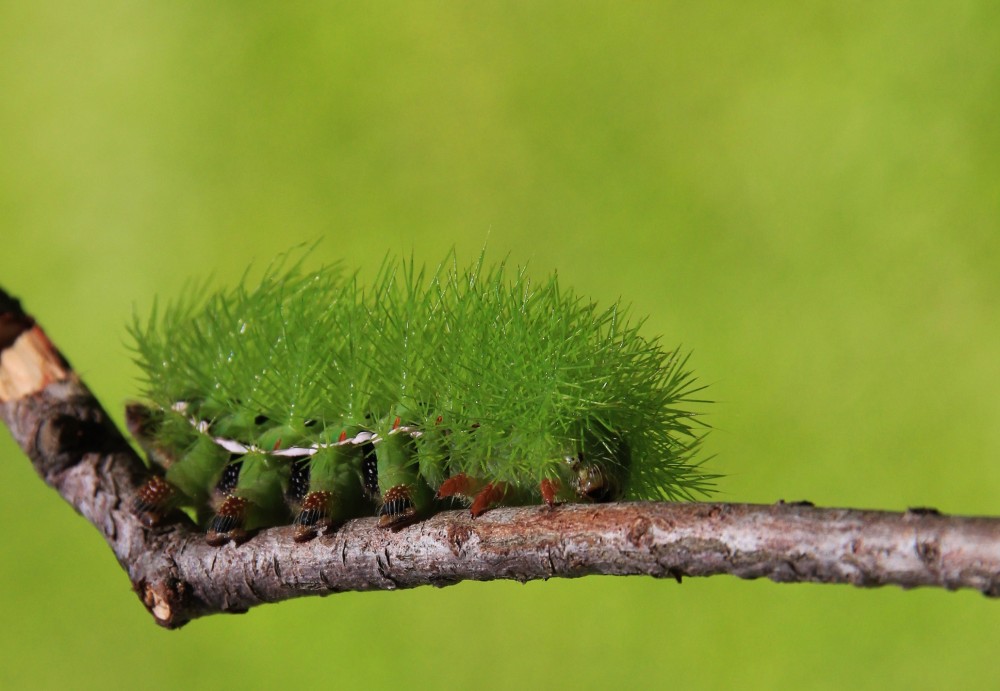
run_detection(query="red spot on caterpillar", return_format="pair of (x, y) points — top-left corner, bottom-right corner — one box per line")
(540, 478), (560, 507)
(470, 482), (510, 517)
(436, 473), (476, 499)
(272, 439), (283, 450)
(338, 430), (347, 442)
(435, 415), (443, 425)
(392, 416), (401, 430)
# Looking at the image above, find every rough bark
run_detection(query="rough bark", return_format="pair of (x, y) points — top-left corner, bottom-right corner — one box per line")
(2, 287), (999, 629)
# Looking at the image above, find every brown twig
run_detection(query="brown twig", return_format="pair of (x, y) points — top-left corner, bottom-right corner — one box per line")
(2, 287), (999, 629)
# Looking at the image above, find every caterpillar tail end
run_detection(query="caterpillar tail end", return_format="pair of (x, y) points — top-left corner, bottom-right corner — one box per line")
(125, 401), (158, 445)
(206, 496), (250, 546)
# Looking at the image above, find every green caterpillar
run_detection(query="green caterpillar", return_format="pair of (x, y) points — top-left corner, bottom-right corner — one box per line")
(128, 250), (714, 544)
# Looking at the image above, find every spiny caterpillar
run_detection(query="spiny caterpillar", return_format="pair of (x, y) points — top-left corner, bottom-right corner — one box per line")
(128, 250), (714, 545)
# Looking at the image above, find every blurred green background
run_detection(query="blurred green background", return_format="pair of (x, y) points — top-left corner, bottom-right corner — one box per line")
(2, 2), (999, 689)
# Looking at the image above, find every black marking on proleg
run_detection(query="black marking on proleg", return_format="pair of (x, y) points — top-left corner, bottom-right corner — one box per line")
(215, 458), (244, 495)
(294, 506), (323, 527)
(209, 511), (241, 535)
(133, 495), (165, 515)
(292, 491), (334, 541)
(206, 497), (251, 545)
(379, 496), (413, 520)
(377, 485), (419, 530)
(132, 496), (158, 515)
(378, 485), (413, 519)
(287, 457), (311, 503)
(361, 441), (379, 498)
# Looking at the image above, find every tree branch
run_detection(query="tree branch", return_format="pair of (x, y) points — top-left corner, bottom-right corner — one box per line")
(3, 287), (999, 629)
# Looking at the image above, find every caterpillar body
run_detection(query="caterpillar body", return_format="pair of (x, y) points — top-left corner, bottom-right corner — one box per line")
(129, 251), (713, 544)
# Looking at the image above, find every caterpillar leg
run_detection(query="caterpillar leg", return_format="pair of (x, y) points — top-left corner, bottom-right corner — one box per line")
(287, 445), (367, 542)
(379, 484), (420, 529)
(127, 402), (188, 526)
(206, 459), (249, 545)
(132, 475), (178, 527)
(207, 496), (251, 546)
(292, 491), (335, 542)
(375, 420), (433, 530)
(206, 453), (289, 546)
(131, 433), (230, 527)
(287, 457), (327, 542)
